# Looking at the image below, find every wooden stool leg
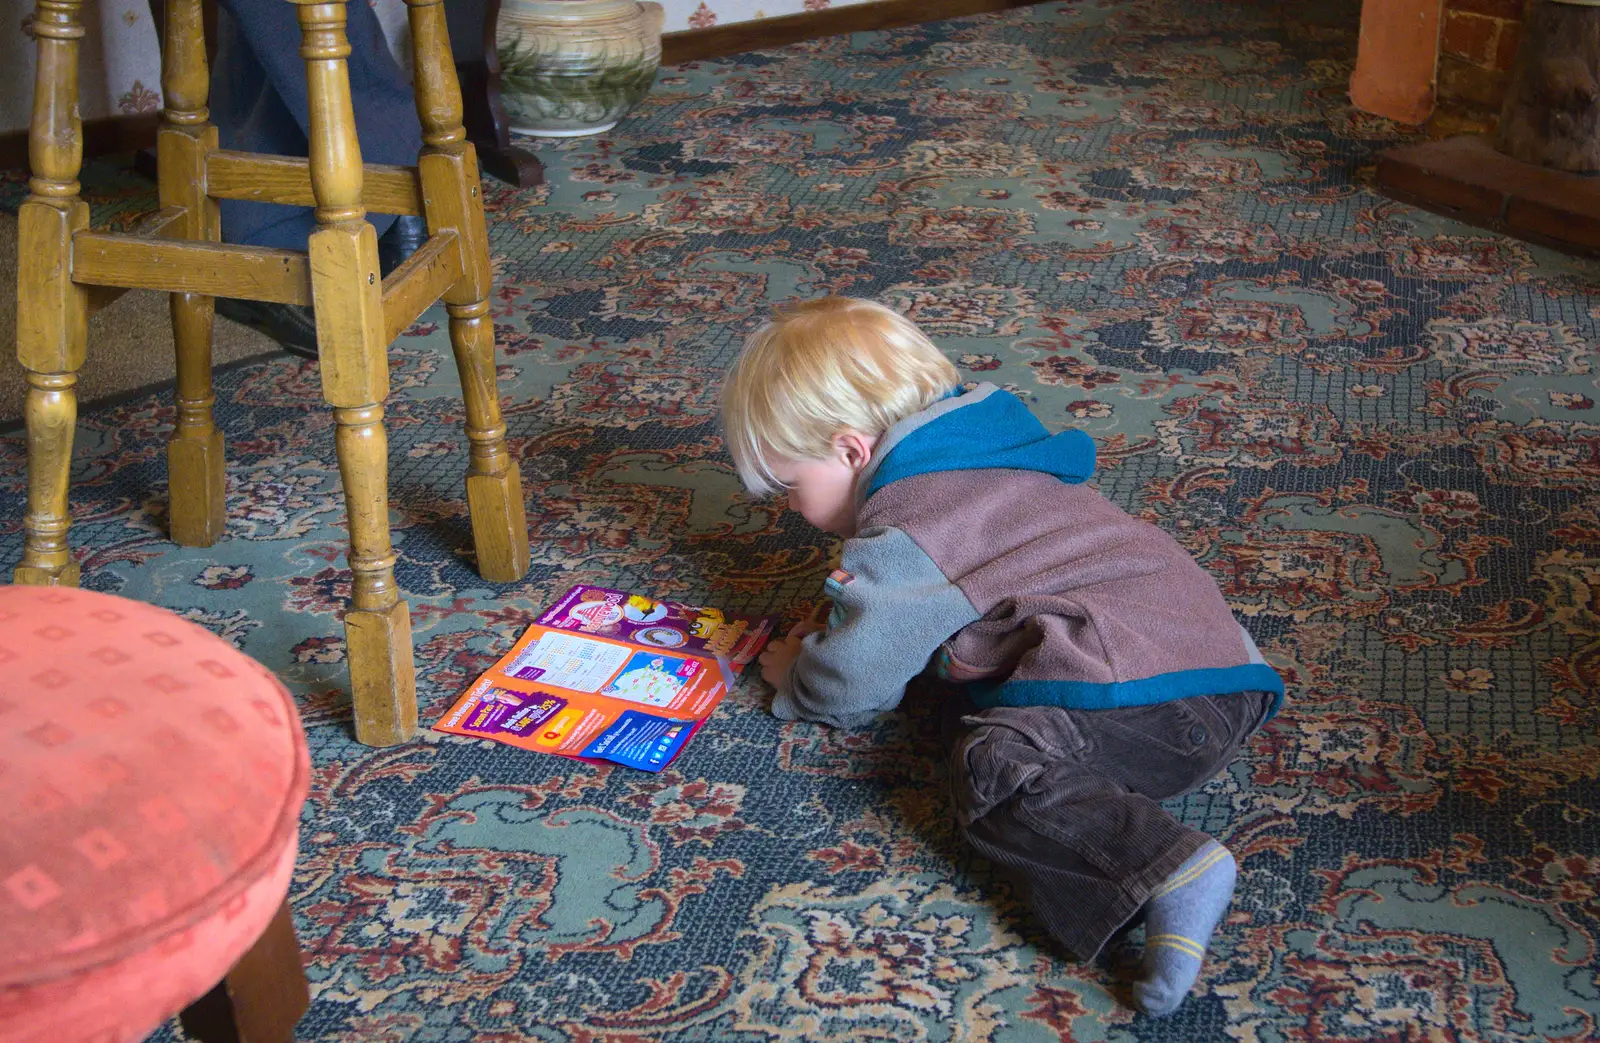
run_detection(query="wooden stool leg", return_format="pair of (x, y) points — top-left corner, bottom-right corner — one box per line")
(161, 0), (227, 546)
(407, 0), (530, 584)
(446, 299), (530, 582)
(15, 0), (91, 588)
(179, 901), (310, 1043)
(296, 0), (417, 747)
(169, 293), (227, 546)
(336, 405), (417, 746)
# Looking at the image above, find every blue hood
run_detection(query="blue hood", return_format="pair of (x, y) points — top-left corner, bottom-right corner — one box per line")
(863, 385), (1097, 499)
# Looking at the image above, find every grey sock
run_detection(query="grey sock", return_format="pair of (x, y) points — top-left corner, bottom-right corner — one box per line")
(1133, 839), (1237, 1016)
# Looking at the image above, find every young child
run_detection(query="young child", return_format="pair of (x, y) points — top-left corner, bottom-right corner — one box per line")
(722, 296), (1284, 1016)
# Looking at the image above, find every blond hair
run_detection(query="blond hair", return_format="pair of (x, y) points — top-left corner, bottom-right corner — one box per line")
(721, 296), (960, 495)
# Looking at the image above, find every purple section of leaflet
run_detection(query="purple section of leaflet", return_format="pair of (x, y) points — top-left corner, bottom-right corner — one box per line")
(536, 586), (774, 671)
(468, 690), (567, 737)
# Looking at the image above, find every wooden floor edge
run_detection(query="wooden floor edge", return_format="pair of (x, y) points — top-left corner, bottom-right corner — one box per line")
(0, 113), (160, 173)
(662, 0), (1045, 65)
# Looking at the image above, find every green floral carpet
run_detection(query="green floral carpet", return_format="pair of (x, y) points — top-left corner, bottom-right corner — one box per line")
(3, 0), (1599, 1039)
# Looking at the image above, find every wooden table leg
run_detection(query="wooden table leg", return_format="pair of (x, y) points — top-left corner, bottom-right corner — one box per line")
(448, 0), (545, 188)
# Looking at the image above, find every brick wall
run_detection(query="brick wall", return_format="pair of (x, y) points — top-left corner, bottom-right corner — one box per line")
(1433, 0), (1526, 134)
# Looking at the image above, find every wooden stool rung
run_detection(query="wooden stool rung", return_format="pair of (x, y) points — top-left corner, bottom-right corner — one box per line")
(82, 208), (192, 315)
(133, 206), (192, 240)
(207, 150), (425, 216)
(381, 231), (464, 344)
(72, 233), (313, 305)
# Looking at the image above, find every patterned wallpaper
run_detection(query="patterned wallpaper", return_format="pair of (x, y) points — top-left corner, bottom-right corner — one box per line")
(1, 0), (885, 137)
(3, 0), (165, 136)
(663, 0), (880, 33)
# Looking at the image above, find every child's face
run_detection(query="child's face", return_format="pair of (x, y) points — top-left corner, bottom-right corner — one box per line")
(772, 432), (877, 538)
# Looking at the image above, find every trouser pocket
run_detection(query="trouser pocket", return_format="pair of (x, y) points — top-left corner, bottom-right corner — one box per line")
(949, 705), (1086, 826)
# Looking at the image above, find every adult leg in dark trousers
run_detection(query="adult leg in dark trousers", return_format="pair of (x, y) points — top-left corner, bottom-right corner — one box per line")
(945, 690), (1275, 1014)
(210, 0), (428, 358)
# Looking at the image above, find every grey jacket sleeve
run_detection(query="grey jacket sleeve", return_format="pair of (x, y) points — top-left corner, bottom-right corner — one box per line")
(771, 525), (980, 729)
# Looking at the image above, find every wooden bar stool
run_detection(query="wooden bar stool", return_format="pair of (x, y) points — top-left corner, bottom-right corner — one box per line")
(15, 0), (532, 747)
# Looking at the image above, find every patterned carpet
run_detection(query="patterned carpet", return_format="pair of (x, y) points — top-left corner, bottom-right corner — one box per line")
(4, 0), (1600, 1038)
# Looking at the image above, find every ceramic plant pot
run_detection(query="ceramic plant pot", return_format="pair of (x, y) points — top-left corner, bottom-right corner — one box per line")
(496, 0), (665, 137)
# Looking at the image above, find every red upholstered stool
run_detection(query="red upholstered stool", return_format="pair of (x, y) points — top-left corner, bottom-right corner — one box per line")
(0, 586), (312, 1043)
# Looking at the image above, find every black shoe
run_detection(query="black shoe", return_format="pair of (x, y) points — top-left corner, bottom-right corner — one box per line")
(215, 297), (321, 361)
(216, 217), (429, 362)
(378, 215), (428, 276)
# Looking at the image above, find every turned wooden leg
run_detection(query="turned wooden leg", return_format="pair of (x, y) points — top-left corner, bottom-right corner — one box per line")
(161, 0), (227, 546)
(14, 372), (81, 587)
(447, 300), (530, 582)
(169, 292), (227, 545)
(336, 404), (418, 745)
(296, 0), (417, 746)
(407, 0), (531, 584)
(179, 901), (310, 1043)
(15, 0), (91, 587)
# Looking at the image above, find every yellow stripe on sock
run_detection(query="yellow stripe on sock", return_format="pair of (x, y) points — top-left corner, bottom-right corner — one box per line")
(1145, 934), (1206, 960)
(1150, 847), (1229, 899)
(1153, 846), (1227, 897)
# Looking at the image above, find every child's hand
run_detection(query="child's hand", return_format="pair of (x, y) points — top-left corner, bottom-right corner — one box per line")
(786, 600), (832, 639)
(759, 634), (804, 688)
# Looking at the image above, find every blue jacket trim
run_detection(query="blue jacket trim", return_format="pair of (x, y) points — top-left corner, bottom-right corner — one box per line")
(967, 663), (1286, 719)
(866, 388), (1096, 499)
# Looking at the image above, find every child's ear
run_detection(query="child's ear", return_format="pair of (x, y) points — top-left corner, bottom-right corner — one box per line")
(835, 431), (878, 471)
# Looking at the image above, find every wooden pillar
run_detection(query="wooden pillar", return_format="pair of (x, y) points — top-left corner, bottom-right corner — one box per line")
(407, 0), (531, 585)
(293, 0), (418, 747)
